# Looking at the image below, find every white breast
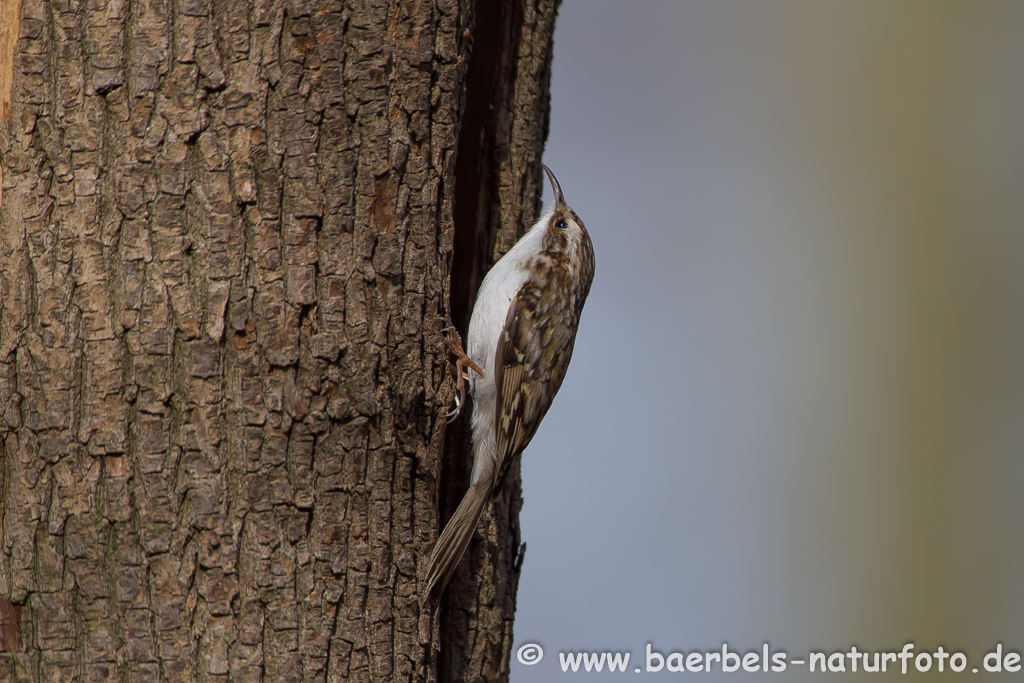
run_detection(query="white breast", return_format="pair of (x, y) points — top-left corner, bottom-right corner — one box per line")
(464, 210), (551, 483)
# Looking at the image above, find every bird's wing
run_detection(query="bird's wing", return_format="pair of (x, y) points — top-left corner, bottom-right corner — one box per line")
(492, 283), (568, 492)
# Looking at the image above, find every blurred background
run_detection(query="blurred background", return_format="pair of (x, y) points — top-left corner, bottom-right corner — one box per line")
(513, 1), (1024, 680)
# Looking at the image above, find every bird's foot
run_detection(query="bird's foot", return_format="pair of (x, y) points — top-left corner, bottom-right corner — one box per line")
(435, 317), (484, 422)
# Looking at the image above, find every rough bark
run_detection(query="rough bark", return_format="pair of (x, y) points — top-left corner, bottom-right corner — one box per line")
(0, 0), (558, 681)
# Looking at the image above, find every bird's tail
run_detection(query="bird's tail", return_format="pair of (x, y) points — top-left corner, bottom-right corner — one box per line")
(423, 477), (492, 606)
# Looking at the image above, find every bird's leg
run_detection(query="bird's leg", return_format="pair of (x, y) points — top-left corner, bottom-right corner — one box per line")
(437, 317), (485, 378)
(436, 317), (485, 422)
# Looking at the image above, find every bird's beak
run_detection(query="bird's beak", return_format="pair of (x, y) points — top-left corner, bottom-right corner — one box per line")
(541, 164), (565, 207)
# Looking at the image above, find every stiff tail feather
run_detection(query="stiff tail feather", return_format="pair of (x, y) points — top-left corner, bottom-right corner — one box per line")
(423, 478), (492, 605)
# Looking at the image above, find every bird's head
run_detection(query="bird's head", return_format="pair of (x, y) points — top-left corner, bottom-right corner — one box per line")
(540, 165), (592, 264)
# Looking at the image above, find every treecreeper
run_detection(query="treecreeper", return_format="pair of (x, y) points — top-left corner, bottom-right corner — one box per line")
(425, 165), (596, 604)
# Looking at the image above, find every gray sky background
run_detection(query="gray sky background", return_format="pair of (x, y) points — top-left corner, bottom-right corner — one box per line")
(510, 1), (1024, 680)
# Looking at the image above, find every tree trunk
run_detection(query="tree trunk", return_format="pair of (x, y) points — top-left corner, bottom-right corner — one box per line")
(0, 0), (559, 681)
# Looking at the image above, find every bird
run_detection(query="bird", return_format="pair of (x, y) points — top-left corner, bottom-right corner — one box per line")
(424, 164), (596, 605)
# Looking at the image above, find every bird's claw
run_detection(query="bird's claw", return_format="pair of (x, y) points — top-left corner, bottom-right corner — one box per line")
(434, 316), (484, 421)
(435, 317), (484, 377)
(444, 376), (464, 423)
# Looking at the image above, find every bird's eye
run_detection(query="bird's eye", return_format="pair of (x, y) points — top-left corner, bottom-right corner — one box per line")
(555, 219), (567, 229)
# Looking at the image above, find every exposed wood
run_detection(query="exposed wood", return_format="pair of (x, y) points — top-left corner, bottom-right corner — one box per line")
(0, 0), (23, 122)
(1, 0), (26, 205)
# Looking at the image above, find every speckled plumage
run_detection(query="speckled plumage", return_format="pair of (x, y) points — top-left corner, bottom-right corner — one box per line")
(424, 166), (595, 605)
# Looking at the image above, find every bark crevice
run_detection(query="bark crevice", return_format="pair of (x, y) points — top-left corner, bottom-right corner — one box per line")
(438, 0), (557, 680)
